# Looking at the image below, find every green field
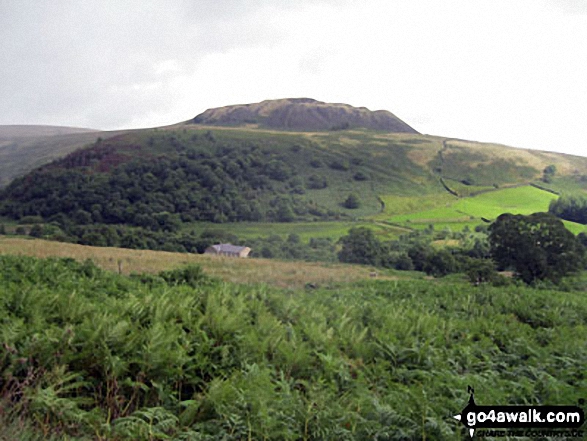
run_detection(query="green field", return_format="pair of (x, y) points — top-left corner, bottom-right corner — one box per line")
(382, 185), (587, 233)
(187, 220), (410, 242)
(182, 185), (587, 242)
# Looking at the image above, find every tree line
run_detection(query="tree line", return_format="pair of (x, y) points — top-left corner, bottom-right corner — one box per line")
(549, 194), (587, 225)
(0, 133), (346, 227)
(338, 212), (586, 285)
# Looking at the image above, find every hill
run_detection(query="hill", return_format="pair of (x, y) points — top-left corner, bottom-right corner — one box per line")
(0, 124), (97, 137)
(191, 98), (419, 133)
(2, 99), (587, 252)
(0, 125), (112, 187)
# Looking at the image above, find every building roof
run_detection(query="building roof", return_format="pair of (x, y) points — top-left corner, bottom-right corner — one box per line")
(208, 243), (250, 253)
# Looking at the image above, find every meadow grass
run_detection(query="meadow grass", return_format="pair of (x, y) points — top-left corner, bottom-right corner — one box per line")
(0, 237), (398, 288)
(187, 220), (407, 241)
(379, 185), (587, 233)
(453, 185), (556, 218)
(374, 193), (457, 218)
(536, 175), (587, 194)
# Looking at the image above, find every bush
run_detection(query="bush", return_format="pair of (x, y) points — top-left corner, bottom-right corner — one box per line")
(28, 224), (44, 238)
(343, 193), (360, 209)
(423, 250), (458, 277)
(353, 171), (369, 181)
(158, 265), (210, 287)
(307, 175), (328, 189)
(464, 259), (498, 284)
(18, 215), (44, 224)
(329, 159), (350, 171)
(338, 227), (386, 266)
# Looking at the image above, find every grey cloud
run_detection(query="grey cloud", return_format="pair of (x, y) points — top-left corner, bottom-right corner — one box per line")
(543, 0), (587, 14)
(0, 0), (321, 128)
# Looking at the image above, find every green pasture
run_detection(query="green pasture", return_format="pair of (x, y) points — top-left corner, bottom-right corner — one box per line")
(188, 220), (408, 242)
(379, 185), (587, 233)
(161, 184), (587, 242)
(454, 185), (556, 218)
(561, 220), (587, 234)
(406, 220), (485, 232)
(535, 175), (587, 195)
(442, 179), (496, 197)
(374, 193), (457, 218)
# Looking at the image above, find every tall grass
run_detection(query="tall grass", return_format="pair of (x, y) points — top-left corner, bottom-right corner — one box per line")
(0, 237), (389, 289)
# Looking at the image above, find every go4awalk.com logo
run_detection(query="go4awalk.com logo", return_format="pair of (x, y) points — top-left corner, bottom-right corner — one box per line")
(453, 387), (585, 438)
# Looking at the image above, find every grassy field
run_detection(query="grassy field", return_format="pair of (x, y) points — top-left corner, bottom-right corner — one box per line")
(0, 237), (405, 289)
(186, 220), (409, 242)
(381, 185), (587, 233)
(185, 185), (586, 241)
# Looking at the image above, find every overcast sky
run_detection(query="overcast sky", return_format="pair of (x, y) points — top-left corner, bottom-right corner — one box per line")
(1, 0), (586, 156)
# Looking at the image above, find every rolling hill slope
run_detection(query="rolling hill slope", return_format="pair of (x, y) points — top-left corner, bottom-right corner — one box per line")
(0, 125), (123, 187)
(2, 99), (587, 247)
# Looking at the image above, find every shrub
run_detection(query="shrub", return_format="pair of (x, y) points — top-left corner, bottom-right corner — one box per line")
(28, 224), (44, 238)
(464, 259), (498, 284)
(307, 175), (328, 189)
(353, 171), (369, 181)
(423, 250), (458, 277)
(343, 193), (360, 209)
(158, 264), (210, 287)
(338, 227), (381, 265)
(329, 159), (350, 171)
(309, 159), (323, 168)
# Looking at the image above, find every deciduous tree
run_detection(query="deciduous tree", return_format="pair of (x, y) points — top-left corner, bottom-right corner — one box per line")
(489, 212), (584, 283)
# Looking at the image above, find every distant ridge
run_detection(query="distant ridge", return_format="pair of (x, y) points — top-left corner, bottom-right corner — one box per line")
(191, 98), (419, 133)
(0, 125), (99, 138)
(0, 125), (105, 187)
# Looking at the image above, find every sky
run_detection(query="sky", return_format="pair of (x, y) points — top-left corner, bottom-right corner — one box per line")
(1, 0), (586, 156)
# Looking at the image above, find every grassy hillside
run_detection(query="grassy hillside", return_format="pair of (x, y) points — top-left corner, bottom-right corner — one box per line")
(3, 103), (587, 253)
(383, 185), (587, 234)
(4, 125), (586, 219)
(1, 253), (585, 440)
(0, 125), (97, 137)
(181, 220), (410, 242)
(0, 127), (446, 236)
(0, 125), (128, 187)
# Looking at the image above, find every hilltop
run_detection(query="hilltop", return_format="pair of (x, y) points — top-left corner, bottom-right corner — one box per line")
(191, 98), (419, 133)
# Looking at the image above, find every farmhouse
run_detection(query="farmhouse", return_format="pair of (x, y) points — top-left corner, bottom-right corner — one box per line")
(204, 243), (251, 258)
